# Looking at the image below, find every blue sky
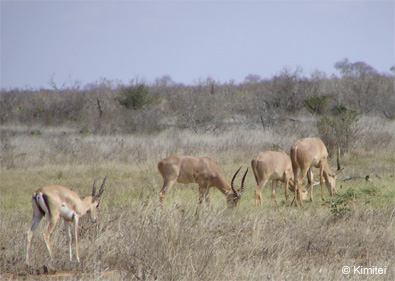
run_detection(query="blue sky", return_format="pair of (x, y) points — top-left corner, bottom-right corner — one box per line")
(1, 0), (394, 89)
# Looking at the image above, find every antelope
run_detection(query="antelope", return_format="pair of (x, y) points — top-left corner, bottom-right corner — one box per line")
(26, 176), (107, 265)
(290, 138), (343, 206)
(251, 151), (302, 206)
(158, 155), (248, 207)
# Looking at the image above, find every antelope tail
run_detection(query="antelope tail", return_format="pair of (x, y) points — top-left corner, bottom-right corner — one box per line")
(34, 192), (50, 215)
(251, 160), (259, 185)
(290, 144), (298, 172)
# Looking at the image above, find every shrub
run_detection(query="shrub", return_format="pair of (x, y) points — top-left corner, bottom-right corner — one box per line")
(317, 105), (359, 153)
(330, 197), (351, 217)
(118, 83), (151, 109)
(304, 94), (329, 115)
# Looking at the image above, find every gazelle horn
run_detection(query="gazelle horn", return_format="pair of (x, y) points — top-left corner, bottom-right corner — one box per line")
(231, 167), (241, 195)
(92, 177), (100, 197)
(240, 168), (248, 195)
(92, 175), (108, 203)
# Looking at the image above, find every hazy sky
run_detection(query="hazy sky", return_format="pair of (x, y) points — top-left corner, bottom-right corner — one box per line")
(1, 0), (394, 89)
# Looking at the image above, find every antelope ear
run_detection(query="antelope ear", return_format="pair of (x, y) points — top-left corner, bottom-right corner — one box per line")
(333, 168), (344, 176)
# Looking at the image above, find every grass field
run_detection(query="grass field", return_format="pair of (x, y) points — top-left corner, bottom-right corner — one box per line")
(0, 120), (394, 280)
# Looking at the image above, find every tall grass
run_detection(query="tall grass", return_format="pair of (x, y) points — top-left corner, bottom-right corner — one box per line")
(1, 119), (394, 280)
(1, 191), (394, 280)
(2, 116), (394, 169)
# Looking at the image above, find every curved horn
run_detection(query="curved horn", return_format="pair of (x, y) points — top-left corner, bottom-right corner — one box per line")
(231, 167), (241, 195)
(240, 168), (248, 195)
(93, 175), (108, 202)
(92, 177), (100, 197)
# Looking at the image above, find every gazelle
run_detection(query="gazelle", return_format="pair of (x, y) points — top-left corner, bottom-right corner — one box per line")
(290, 138), (343, 206)
(26, 176), (107, 265)
(251, 151), (301, 206)
(158, 155), (248, 207)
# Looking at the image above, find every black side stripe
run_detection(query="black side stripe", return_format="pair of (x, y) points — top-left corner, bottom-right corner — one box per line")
(34, 194), (46, 216)
(42, 193), (51, 215)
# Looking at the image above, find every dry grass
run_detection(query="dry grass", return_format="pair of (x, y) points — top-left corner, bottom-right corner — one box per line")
(1, 119), (394, 280)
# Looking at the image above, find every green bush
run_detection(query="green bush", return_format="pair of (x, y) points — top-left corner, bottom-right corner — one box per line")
(118, 83), (151, 109)
(304, 94), (329, 115)
(330, 197), (351, 217)
(317, 105), (359, 153)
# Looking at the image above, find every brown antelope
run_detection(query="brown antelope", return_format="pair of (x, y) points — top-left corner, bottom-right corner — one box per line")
(290, 138), (343, 206)
(26, 176), (107, 265)
(251, 151), (301, 206)
(158, 155), (248, 207)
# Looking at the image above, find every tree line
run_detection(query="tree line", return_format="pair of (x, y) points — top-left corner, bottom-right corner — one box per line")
(1, 59), (394, 149)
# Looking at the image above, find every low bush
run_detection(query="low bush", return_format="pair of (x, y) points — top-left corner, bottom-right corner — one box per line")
(317, 105), (359, 153)
(118, 83), (151, 110)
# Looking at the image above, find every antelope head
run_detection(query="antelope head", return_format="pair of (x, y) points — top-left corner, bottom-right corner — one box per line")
(227, 167), (248, 207)
(88, 175), (108, 222)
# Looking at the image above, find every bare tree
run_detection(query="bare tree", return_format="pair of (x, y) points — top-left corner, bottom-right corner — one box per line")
(335, 58), (377, 78)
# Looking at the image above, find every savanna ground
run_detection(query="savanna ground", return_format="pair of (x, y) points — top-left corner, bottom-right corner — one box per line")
(0, 120), (394, 281)
(1, 63), (394, 280)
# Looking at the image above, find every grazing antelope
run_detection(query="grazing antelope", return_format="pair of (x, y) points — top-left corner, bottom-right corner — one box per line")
(26, 176), (107, 265)
(158, 155), (248, 207)
(251, 151), (299, 207)
(290, 138), (343, 206)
